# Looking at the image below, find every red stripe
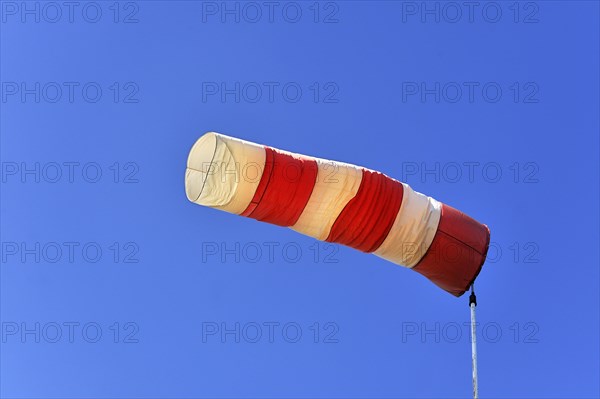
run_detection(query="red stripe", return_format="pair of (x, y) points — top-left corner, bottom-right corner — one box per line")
(412, 204), (490, 297)
(325, 169), (403, 253)
(240, 147), (274, 218)
(241, 147), (318, 227)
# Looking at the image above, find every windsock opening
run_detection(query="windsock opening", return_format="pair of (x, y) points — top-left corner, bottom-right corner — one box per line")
(185, 132), (218, 203)
(185, 132), (267, 214)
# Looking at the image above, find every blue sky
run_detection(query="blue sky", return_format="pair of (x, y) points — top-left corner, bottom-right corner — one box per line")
(1, 1), (599, 398)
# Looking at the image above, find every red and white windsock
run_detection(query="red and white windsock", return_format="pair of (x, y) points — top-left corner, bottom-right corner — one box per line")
(185, 132), (490, 296)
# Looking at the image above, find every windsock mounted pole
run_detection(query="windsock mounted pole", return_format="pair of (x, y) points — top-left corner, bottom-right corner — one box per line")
(469, 284), (479, 399)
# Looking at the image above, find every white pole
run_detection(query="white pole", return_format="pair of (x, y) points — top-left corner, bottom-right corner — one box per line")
(469, 285), (478, 399)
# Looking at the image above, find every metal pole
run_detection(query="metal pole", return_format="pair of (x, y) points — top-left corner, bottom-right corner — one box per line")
(469, 284), (478, 399)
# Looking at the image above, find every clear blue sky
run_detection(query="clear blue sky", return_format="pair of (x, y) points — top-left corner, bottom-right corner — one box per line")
(1, 1), (598, 398)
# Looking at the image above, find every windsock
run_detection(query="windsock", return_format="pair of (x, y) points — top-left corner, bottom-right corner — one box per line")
(185, 132), (490, 296)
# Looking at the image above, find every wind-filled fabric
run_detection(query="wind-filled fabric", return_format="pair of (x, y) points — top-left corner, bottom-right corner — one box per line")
(185, 132), (490, 296)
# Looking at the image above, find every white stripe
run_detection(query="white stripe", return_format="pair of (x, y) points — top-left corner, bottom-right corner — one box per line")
(185, 132), (265, 214)
(373, 183), (441, 268)
(290, 158), (363, 241)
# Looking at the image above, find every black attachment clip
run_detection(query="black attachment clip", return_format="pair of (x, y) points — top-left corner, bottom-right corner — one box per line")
(469, 284), (477, 307)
